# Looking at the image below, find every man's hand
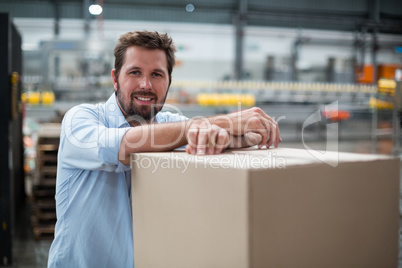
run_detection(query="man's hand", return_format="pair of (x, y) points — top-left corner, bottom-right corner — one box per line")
(228, 132), (263, 149)
(212, 107), (281, 149)
(185, 119), (229, 155)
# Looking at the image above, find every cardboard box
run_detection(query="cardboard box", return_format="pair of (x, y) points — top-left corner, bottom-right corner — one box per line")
(131, 148), (400, 268)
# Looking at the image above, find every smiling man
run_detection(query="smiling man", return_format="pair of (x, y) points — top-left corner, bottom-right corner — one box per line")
(47, 31), (280, 267)
(113, 45), (171, 124)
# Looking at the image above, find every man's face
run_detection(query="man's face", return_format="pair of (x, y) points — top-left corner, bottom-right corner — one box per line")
(112, 46), (170, 124)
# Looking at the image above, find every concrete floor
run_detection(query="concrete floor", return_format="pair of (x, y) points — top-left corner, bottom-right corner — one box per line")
(10, 139), (402, 267)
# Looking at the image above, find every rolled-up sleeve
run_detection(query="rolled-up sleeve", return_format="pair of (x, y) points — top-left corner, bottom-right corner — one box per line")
(156, 111), (189, 123)
(59, 105), (131, 172)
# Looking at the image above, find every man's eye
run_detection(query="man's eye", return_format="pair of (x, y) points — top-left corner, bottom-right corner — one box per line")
(130, 71), (140, 75)
(153, 73), (162, 77)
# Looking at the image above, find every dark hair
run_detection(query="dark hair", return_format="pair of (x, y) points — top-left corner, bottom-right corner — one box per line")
(114, 31), (177, 85)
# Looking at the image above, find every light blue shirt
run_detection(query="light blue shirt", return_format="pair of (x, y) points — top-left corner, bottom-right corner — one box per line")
(48, 93), (187, 268)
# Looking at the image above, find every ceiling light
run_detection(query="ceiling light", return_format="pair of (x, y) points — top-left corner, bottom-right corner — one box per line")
(89, 4), (103, 15)
(186, 4), (195, 12)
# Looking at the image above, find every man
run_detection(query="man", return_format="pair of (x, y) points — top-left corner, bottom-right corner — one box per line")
(48, 31), (280, 267)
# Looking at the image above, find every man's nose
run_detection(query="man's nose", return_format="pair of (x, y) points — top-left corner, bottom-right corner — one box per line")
(139, 76), (152, 90)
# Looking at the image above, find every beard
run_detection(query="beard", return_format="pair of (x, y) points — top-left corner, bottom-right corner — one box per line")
(115, 81), (168, 125)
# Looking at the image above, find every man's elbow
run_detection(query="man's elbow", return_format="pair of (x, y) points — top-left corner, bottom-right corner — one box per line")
(118, 143), (131, 166)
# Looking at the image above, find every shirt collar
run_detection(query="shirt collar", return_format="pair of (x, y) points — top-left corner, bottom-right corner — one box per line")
(105, 93), (130, 128)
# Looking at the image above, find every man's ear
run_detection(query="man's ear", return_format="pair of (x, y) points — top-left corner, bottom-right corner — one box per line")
(111, 69), (118, 91)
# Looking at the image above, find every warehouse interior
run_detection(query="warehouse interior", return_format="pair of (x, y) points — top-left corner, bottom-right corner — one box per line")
(1, 0), (402, 266)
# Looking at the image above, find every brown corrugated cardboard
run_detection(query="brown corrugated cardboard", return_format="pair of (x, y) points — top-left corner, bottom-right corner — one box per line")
(131, 147), (400, 268)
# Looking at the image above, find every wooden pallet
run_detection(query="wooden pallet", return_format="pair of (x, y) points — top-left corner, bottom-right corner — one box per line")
(37, 145), (58, 167)
(33, 226), (55, 240)
(35, 123), (60, 184)
(31, 216), (55, 240)
(31, 185), (55, 201)
(36, 147), (58, 185)
(31, 123), (61, 240)
(31, 184), (55, 197)
(34, 207), (56, 220)
(30, 184), (56, 240)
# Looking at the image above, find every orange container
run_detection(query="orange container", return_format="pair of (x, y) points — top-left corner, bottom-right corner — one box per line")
(378, 64), (402, 80)
(356, 64), (374, 84)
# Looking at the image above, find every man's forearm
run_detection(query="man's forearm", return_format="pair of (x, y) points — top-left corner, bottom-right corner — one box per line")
(118, 107), (280, 164)
(118, 121), (188, 165)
